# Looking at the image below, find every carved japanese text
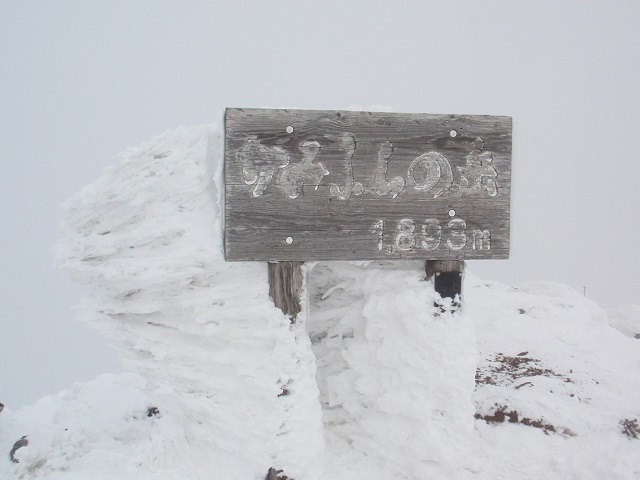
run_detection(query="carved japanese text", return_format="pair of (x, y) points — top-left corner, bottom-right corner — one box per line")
(238, 139), (290, 197)
(328, 133), (364, 200)
(279, 141), (329, 199)
(237, 135), (500, 200)
(371, 142), (405, 198)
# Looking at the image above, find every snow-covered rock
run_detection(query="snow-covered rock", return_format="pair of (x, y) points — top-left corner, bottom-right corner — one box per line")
(2, 122), (639, 479)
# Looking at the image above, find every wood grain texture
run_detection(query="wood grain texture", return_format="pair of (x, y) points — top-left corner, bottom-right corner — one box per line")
(225, 108), (512, 261)
(425, 260), (465, 279)
(268, 261), (304, 321)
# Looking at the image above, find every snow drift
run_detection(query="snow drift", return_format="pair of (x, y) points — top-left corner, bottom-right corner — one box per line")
(1, 121), (639, 479)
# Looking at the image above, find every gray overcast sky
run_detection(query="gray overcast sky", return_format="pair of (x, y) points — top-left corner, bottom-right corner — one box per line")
(1, 0), (639, 408)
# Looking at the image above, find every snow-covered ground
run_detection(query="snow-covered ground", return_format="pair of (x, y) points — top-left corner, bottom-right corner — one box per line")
(1, 123), (639, 479)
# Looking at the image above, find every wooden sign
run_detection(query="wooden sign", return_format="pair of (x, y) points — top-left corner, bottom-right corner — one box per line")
(224, 108), (512, 262)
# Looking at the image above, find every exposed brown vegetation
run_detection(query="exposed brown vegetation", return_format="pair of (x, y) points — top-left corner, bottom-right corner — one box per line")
(620, 418), (640, 439)
(476, 352), (571, 386)
(475, 405), (557, 434)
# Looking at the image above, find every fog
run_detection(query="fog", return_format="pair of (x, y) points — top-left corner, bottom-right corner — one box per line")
(1, 0), (638, 407)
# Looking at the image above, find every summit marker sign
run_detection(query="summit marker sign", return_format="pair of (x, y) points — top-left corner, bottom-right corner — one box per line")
(224, 108), (512, 262)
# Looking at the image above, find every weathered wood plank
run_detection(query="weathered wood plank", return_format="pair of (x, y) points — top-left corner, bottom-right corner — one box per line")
(425, 260), (465, 279)
(225, 108), (512, 262)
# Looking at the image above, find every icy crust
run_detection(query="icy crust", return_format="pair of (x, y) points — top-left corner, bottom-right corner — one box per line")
(7, 124), (324, 479)
(307, 261), (476, 479)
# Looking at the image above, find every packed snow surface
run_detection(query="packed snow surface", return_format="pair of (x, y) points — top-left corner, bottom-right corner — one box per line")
(1, 122), (639, 479)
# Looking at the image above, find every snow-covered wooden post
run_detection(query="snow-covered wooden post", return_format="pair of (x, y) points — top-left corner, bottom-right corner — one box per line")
(268, 260), (304, 321)
(223, 108), (512, 313)
(425, 260), (465, 309)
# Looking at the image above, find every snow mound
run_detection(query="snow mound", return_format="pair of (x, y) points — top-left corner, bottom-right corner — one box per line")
(48, 123), (323, 479)
(1, 122), (474, 479)
(468, 277), (640, 479)
(2, 122), (640, 479)
(0, 373), (150, 479)
(307, 261), (475, 479)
